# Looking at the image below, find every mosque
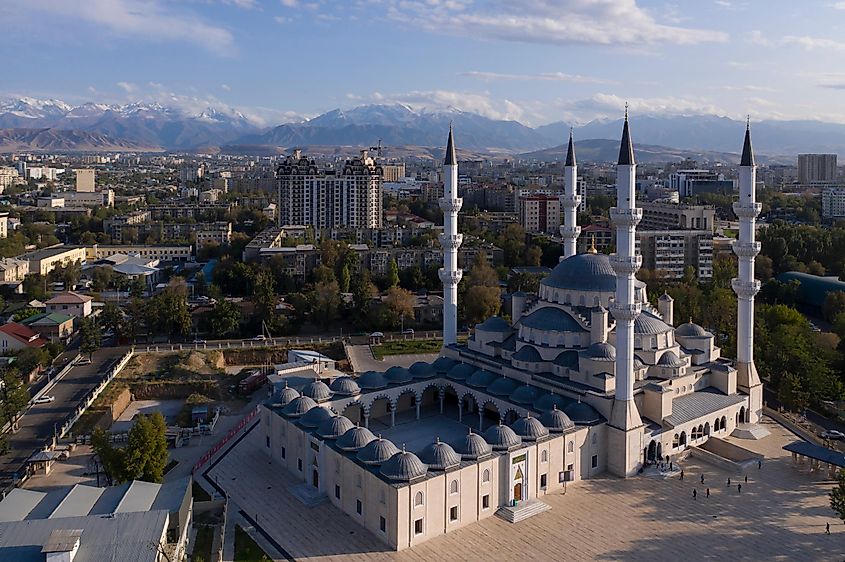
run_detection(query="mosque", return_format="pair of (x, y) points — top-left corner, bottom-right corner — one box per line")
(261, 117), (765, 550)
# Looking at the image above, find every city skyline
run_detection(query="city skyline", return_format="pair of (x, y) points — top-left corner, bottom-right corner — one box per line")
(3, 0), (845, 127)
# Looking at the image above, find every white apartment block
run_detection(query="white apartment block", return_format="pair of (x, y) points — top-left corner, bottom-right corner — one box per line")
(636, 230), (713, 280)
(821, 186), (845, 219)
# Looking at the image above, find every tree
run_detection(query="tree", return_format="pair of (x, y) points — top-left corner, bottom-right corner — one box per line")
(80, 317), (101, 360)
(467, 253), (499, 288)
(123, 412), (168, 483)
(831, 469), (845, 524)
(464, 285), (501, 325)
(350, 270), (377, 326)
(311, 281), (340, 328)
(383, 287), (415, 329)
(15, 347), (47, 378)
(252, 270), (277, 323)
(823, 291), (845, 323)
(339, 264), (351, 293)
(387, 259), (400, 288)
(92, 427), (125, 486)
(23, 273), (48, 301)
(100, 302), (124, 338)
(209, 299), (241, 338)
(524, 245), (542, 267)
(91, 266), (113, 292)
(0, 369), (30, 427)
(777, 372), (807, 413)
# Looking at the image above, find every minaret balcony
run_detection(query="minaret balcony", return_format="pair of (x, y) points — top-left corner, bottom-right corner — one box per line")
(609, 254), (642, 275)
(609, 207), (643, 227)
(438, 197), (463, 212)
(439, 233), (463, 250)
(559, 225), (581, 238)
(561, 193), (582, 208)
(731, 278), (761, 299)
(732, 201), (762, 219)
(439, 268), (463, 285)
(732, 241), (761, 258)
(610, 302), (642, 322)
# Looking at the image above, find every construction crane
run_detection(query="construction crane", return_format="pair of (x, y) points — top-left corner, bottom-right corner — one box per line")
(369, 139), (385, 159)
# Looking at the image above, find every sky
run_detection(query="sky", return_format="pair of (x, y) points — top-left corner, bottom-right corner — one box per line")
(2, 0), (845, 127)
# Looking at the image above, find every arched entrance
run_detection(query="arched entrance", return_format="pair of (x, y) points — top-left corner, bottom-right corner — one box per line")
(342, 402), (363, 425)
(738, 406), (746, 425)
(647, 441), (657, 463)
(704, 422), (711, 437)
(679, 431), (687, 447)
(513, 482), (523, 501)
(503, 409), (519, 425)
(395, 390), (417, 424)
(312, 468), (319, 488)
(369, 396), (391, 431)
(479, 401), (500, 431)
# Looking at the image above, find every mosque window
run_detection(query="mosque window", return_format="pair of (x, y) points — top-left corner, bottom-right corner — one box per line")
(335, 485), (341, 499)
(450, 480), (459, 494)
(567, 441), (574, 453)
(356, 500), (362, 515)
(297, 459), (302, 472)
(356, 475), (362, 488)
(415, 491), (424, 507)
(266, 436), (270, 448)
(541, 450), (548, 463)
(380, 517), (386, 532)
(450, 506), (459, 522)
(281, 447), (286, 459)
(591, 455), (598, 469)
(414, 518), (424, 536)
(482, 469), (490, 483)
(482, 494), (490, 510)
(540, 474), (547, 489)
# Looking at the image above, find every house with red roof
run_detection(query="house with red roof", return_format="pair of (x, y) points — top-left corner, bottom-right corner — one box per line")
(0, 322), (47, 353)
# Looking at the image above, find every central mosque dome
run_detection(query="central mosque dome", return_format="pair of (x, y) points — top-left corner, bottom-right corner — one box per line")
(541, 253), (617, 293)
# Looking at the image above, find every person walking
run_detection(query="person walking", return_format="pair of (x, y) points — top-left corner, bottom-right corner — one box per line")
(826, 522), (831, 535)
(680, 470), (684, 480)
(706, 488), (710, 498)
(693, 489), (697, 500)
(727, 477), (731, 486)
(744, 475), (748, 483)
(758, 459), (762, 469)
(737, 483), (742, 494)
(700, 474), (705, 484)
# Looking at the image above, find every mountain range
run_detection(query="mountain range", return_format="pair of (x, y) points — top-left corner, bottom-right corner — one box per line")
(3, 97), (845, 159)
(0, 128), (161, 153)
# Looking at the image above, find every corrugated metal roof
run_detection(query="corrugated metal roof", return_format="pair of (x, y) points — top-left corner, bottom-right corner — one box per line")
(49, 485), (105, 519)
(0, 489), (45, 522)
(114, 481), (159, 514)
(664, 388), (746, 428)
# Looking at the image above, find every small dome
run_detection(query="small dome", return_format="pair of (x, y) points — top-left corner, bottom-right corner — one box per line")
(512, 345), (543, 362)
(540, 405), (575, 432)
(330, 376), (361, 396)
(675, 321), (708, 337)
(509, 384), (541, 406)
(659, 292), (673, 302)
(337, 425), (376, 451)
(301, 379), (332, 402)
(455, 430), (492, 460)
(273, 381), (300, 407)
(553, 350), (579, 369)
(633, 356), (646, 370)
(446, 362), (476, 381)
(282, 395), (317, 417)
(564, 400), (603, 425)
(380, 449), (428, 481)
(510, 415), (549, 441)
(384, 366), (413, 385)
(431, 356), (457, 374)
(467, 369), (498, 389)
(520, 307), (586, 333)
(299, 406), (334, 428)
(632, 311), (673, 335)
(483, 422), (522, 450)
(356, 437), (400, 465)
(476, 316), (512, 332)
(408, 362), (436, 379)
(419, 438), (462, 470)
(317, 415), (355, 439)
(656, 351), (686, 367)
(534, 392), (571, 412)
(486, 376), (520, 397)
(358, 371), (388, 390)
(582, 342), (616, 360)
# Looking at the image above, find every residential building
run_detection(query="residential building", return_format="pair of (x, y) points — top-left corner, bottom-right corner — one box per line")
(62, 189), (114, 207)
(0, 166), (20, 190)
(0, 322), (47, 352)
(46, 291), (93, 318)
(0, 212), (7, 239)
(637, 230), (714, 280)
(21, 246), (87, 276)
(21, 312), (75, 343)
(382, 163), (406, 182)
(821, 186), (845, 219)
(518, 194), (561, 234)
(798, 153), (837, 184)
(75, 168), (96, 192)
(0, 257), (28, 282)
(669, 169), (734, 197)
(86, 244), (192, 262)
(640, 202), (716, 232)
(277, 149), (384, 229)
(578, 224), (613, 252)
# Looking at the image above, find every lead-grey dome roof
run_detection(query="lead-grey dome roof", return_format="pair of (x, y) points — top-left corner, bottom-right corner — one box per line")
(358, 371), (388, 390)
(476, 316), (512, 332)
(446, 362), (476, 381)
(317, 415), (355, 439)
(299, 405), (334, 428)
(486, 376), (520, 397)
(483, 422), (522, 450)
(534, 392), (571, 412)
(510, 415), (549, 441)
(282, 395), (317, 417)
(553, 350), (579, 369)
(512, 345), (542, 362)
(467, 369), (498, 389)
(431, 356), (457, 374)
(509, 384), (541, 406)
(656, 350), (686, 367)
(409, 362), (436, 379)
(274, 382), (300, 407)
(541, 253), (617, 292)
(582, 341), (616, 360)
(330, 376), (361, 396)
(301, 379), (333, 402)
(455, 430), (492, 460)
(540, 405), (575, 432)
(675, 321), (708, 337)
(520, 307), (587, 332)
(356, 437), (400, 465)
(337, 425), (376, 451)
(384, 366), (413, 384)
(380, 449), (428, 481)
(418, 438), (461, 470)
(632, 311), (673, 335)
(564, 400), (604, 425)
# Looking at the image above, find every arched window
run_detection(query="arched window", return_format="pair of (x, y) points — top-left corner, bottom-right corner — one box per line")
(591, 433), (597, 445)
(567, 441), (574, 453)
(673, 434), (679, 448)
(482, 469), (490, 483)
(414, 491), (424, 507)
(541, 450), (548, 463)
(356, 475), (362, 488)
(450, 480), (459, 494)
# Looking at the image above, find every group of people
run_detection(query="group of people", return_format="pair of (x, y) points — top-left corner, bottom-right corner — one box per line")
(690, 473), (747, 500)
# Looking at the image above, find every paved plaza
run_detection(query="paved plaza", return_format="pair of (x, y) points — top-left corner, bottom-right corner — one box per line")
(206, 416), (844, 561)
(346, 345), (439, 373)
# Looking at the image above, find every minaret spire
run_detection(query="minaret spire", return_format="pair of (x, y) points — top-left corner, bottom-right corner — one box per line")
(439, 126), (463, 346)
(560, 127), (581, 259)
(607, 110), (644, 477)
(732, 120), (762, 423)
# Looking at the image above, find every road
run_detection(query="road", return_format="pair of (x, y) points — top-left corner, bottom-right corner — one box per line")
(0, 347), (128, 487)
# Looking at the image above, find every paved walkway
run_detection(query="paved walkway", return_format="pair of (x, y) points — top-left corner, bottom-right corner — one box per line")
(346, 345), (439, 373)
(208, 416), (844, 561)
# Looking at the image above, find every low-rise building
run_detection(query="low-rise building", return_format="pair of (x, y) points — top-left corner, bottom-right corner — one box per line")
(0, 257), (27, 282)
(0, 322), (47, 352)
(46, 291), (93, 318)
(86, 244), (192, 262)
(21, 312), (75, 343)
(640, 202), (716, 232)
(21, 246), (87, 276)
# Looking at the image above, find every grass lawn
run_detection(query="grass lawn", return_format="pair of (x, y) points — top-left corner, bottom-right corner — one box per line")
(234, 525), (270, 562)
(371, 339), (443, 359)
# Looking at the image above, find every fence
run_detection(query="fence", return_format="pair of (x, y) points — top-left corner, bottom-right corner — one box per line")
(192, 406), (259, 475)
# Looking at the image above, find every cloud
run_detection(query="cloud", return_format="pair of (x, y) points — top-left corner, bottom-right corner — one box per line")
(224, 0), (258, 8)
(10, 0), (235, 55)
(275, 15), (290, 23)
(220, 84), (231, 91)
(719, 85), (776, 93)
(116, 81), (137, 93)
(460, 71), (611, 84)
(558, 93), (731, 124)
(833, 1), (845, 9)
(349, 89), (531, 122)
(748, 30), (845, 52)
(374, 0), (727, 47)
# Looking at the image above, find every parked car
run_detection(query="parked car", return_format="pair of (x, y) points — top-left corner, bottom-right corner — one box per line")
(76, 358), (91, 366)
(401, 328), (415, 335)
(192, 339), (207, 345)
(33, 395), (55, 404)
(821, 430), (845, 441)
(251, 335), (267, 341)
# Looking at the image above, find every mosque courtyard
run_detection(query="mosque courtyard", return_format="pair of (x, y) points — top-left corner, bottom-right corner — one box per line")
(207, 416), (843, 561)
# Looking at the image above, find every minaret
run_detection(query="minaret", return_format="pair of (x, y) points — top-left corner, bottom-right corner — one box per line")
(607, 109), (644, 477)
(560, 129), (581, 258)
(439, 125), (463, 346)
(732, 119), (763, 424)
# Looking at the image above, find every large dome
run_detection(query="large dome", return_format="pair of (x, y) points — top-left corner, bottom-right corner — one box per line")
(675, 321), (708, 337)
(520, 307), (587, 332)
(632, 310), (674, 335)
(541, 253), (617, 293)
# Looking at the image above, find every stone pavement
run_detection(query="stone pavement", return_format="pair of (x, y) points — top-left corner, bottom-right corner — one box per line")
(207, 416), (844, 561)
(345, 344), (438, 373)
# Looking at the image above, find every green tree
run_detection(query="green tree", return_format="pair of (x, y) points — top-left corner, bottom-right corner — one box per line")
(464, 285), (501, 325)
(209, 299), (241, 338)
(777, 372), (806, 413)
(0, 369), (30, 427)
(311, 281), (340, 328)
(123, 412), (168, 483)
(23, 274), (48, 301)
(339, 264), (351, 293)
(497, 223), (527, 267)
(831, 469), (845, 524)
(387, 259), (400, 288)
(92, 427), (125, 486)
(252, 270), (277, 323)
(350, 270), (377, 326)
(15, 347), (47, 377)
(100, 302), (124, 338)
(80, 317), (101, 359)
(823, 291), (845, 323)
(383, 287), (415, 329)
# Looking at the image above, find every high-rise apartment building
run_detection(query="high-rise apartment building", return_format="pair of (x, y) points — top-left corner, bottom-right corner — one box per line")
(75, 169), (95, 192)
(798, 154), (837, 184)
(640, 202), (716, 232)
(517, 194), (561, 234)
(277, 150), (383, 229)
(381, 163), (405, 182)
(669, 169), (734, 197)
(821, 187), (845, 219)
